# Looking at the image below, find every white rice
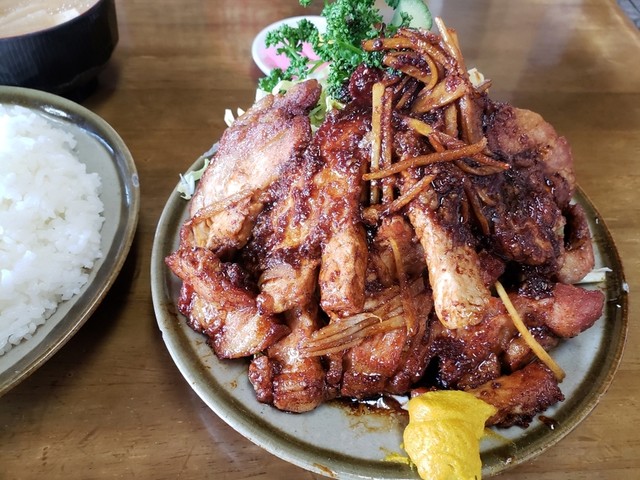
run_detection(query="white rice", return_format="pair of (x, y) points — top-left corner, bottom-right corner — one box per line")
(0, 104), (104, 355)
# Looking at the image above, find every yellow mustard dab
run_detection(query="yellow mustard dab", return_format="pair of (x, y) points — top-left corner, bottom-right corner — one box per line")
(403, 390), (497, 480)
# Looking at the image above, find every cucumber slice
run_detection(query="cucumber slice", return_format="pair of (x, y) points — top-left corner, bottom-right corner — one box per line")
(391, 0), (433, 30)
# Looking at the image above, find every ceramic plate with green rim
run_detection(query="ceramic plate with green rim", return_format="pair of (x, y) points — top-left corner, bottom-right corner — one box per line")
(0, 86), (140, 396)
(151, 153), (627, 479)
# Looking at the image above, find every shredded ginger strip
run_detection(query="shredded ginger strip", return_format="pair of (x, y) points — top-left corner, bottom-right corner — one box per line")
(495, 281), (566, 382)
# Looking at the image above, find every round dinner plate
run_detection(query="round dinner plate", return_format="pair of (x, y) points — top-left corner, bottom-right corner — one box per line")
(151, 153), (627, 478)
(0, 86), (140, 396)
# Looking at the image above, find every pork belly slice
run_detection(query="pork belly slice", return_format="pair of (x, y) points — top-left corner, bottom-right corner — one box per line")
(512, 283), (604, 339)
(248, 151), (324, 314)
(256, 257), (319, 314)
(340, 217), (433, 397)
(385, 310), (433, 395)
(557, 203), (596, 284)
(190, 79), (321, 214)
(180, 190), (263, 257)
(339, 283), (433, 398)
(318, 222), (368, 315)
(406, 177), (492, 330)
(187, 79), (321, 253)
(485, 102), (575, 209)
(248, 302), (330, 413)
(249, 105), (370, 315)
(315, 107), (371, 314)
(482, 101), (578, 271)
(468, 361), (564, 428)
(166, 247), (289, 359)
(431, 282), (603, 388)
(340, 328), (408, 398)
(428, 299), (518, 390)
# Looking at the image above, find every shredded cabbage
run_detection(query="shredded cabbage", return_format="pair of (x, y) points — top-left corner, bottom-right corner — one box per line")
(178, 158), (210, 200)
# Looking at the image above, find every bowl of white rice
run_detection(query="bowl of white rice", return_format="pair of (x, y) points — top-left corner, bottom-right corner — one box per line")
(0, 86), (139, 395)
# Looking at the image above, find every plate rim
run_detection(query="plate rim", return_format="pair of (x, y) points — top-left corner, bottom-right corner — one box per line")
(151, 153), (628, 479)
(0, 85), (140, 396)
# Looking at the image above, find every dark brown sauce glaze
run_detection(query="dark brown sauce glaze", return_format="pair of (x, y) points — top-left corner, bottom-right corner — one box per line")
(538, 415), (559, 430)
(336, 394), (408, 417)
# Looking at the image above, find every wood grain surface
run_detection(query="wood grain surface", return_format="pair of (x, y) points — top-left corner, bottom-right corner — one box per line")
(1, 1), (638, 478)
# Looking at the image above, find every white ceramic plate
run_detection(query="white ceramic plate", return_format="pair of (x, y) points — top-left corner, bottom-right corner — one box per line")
(0, 86), (140, 396)
(151, 152), (627, 478)
(251, 15), (326, 75)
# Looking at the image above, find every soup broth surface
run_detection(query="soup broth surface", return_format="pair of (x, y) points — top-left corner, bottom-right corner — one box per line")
(0, 0), (98, 38)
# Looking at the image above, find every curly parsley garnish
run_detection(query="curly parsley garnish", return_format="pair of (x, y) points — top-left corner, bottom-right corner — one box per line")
(259, 0), (411, 102)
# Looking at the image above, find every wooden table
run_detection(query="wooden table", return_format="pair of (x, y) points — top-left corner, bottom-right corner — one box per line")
(1, 1), (638, 478)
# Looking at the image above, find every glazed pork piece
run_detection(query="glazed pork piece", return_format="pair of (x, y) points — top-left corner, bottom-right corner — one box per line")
(249, 302), (329, 413)
(428, 282), (603, 391)
(469, 361), (564, 428)
(167, 80), (321, 358)
(404, 167), (494, 330)
(485, 102), (575, 209)
(167, 247), (289, 359)
(183, 79), (322, 257)
(339, 216), (434, 398)
(166, 24), (606, 425)
(244, 103), (371, 317)
(189, 79), (322, 217)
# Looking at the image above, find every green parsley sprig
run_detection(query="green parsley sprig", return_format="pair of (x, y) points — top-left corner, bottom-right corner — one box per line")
(259, 0), (408, 102)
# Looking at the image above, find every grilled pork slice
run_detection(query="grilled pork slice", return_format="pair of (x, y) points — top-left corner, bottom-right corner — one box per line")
(248, 302), (330, 413)
(405, 169), (492, 330)
(315, 107), (371, 315)
(485, 102), (575, 209)
(340, 216), (433, 397)
(429, 298), (517, 390)
(469, 361), (564, 428)
(166, 247), (288, 358)
(248, 105), (371, 316)
(511, 283), (604, 339)
(557, 203), (596, 283)
(246, 151), (324, 314)
(480, 100), (584, 271)
(180, 190), (264, 258)
(340, 326), (409, 398)
(431, 282), (604, 388)
(186, 79), (321, 255)
(475, 165), (567, 267)
(339, 280), (434, 398)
